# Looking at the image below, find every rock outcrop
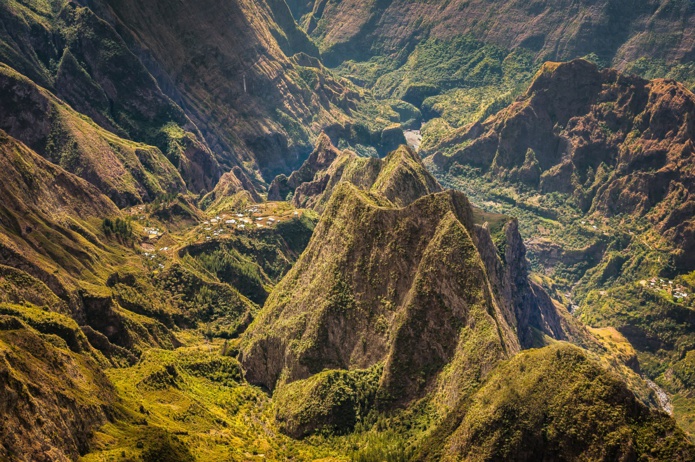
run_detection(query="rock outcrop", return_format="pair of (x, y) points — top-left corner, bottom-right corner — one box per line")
(269, 136), (442, 212)
(268, 133), (342, 201)
(430, 59), (695, 271)
(240, 149), (582, 434)
(201, 166), (263, 211)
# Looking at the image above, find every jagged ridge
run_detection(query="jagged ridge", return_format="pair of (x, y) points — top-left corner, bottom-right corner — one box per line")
(430, 59), (695, 271)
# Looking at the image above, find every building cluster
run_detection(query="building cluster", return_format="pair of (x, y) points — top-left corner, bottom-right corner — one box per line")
(199, 206), (296, 240)
(143, 227), (163, 240)
(641, 278), (690, 301)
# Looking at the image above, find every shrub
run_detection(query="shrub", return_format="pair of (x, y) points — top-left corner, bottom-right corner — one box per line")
(102, 217), (134, 245)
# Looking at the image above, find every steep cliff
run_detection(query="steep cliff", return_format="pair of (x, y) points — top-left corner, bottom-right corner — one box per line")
(87, 0), (411, 177)
(0, 64), (189, 206)
(0, 0), (411, 189)
(430, 59), (695, 272)
(300, 0), (695, 72)
(0, 0), (222, 193)
(269, 135), (442, 212)
(240, 149), (583, 437)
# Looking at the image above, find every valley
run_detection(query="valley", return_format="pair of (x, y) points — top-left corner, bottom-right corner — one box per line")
(1, 0), (695, 461)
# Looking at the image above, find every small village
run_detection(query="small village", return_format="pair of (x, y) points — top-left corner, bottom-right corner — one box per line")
(641, 277), (691, 302)
(194, 204), (302, 242)
(126, 202), (305, 272)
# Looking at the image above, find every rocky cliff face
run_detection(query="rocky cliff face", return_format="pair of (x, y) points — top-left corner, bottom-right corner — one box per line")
(0, 64), (188, 206)
(269, 135), (442, 212)
(0, 0), (409, 192)
(86, 0), (410, 178)
(240, 148), (583, 436)
(430, 59), (695, 271)
(267, 133), (342, 201)
(200, 166), (263, 211)
(0, 0), (222, 194)
(298, 0), (695, 71)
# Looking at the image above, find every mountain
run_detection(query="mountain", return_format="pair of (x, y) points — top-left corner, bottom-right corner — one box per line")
(0, 126), (317, 459)
(241, 146), (588, 432)
(1, 117), (690, 459)
(0, 129), (120, 460)
(291, 0), (695, 150)
(269, 133), (440, 210)
(238, 145), (695, 458)
(0, 0), (221, 195)
(297, 0), (695, 70)
(0, 127), (117, 303)
(429, 59), (695, 272)
(0, 63), (189, 206)
(417, 343), (695, 461)
(426, 58), (695, 439)
(0, 0), (413, 190)
(88, 0), (421, 176)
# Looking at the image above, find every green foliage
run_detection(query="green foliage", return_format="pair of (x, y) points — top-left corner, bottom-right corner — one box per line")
(296, 66), (319, 89)
(275, 108), (311, 151)
(349, 430), (411, 462)
(418, 344), (695, 461)
(579, 284), (695, 377)
(102, 217), (134, 245)
(195, 247), (269, 305)
(337, 36), (535, 131)
(388, 37), (532, 96)
(672, 351), (695, 391)
(274, 365), (382, 438)
(0, 303), (97, 357)
(625, 57), (695, 91)
(149, 192), (180, 211)
(138, 428), (195, 462)
(156, 263), (255, 338)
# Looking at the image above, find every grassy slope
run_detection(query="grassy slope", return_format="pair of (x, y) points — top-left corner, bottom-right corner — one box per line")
(0, 2), (694, 459)
(0, 129), (317, 459)
(418, 343), (695, 461)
